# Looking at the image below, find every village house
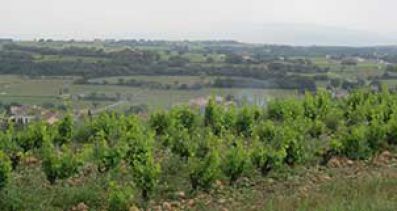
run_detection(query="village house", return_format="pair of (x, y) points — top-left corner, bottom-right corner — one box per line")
(189, 96), (232, 113)
(6, 105), (60, 125)
(8, 105), (36, 125)
(189, 97), (208, 113)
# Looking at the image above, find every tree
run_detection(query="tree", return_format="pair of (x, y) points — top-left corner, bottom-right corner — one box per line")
(206, 57), (215, 63)
(330, 78), (342, 88)
(118, 78), (125, 85)
(341, 59), (357, 66)
(225, 54), (244, 64)
(167, 56), (189, 67)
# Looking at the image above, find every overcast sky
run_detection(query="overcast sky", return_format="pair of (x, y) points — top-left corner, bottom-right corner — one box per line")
(1, 0), (397, 45)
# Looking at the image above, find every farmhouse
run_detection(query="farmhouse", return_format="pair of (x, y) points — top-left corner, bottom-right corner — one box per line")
(8, 105), (36, 125)
(6, 105), (60, 125)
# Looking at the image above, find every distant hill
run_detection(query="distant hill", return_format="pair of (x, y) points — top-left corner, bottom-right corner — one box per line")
(178, 23), (397, 47)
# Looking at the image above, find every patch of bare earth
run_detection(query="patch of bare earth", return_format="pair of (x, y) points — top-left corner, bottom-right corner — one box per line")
(149, 151), (397, 211)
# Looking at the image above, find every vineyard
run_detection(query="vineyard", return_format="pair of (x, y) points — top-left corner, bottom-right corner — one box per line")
(0, 88), (397, 210)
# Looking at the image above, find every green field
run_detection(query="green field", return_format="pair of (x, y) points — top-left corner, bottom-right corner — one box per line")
(0, 75), (297, 111)
(88, 75), (211, 86)
(0, 52), (391, 112)
(311, 56), (385, 79)
(0, 54), (391, 111)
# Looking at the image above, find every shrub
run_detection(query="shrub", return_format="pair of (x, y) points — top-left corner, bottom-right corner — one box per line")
(253, 120), (277, 143)
(284, 137), (305, 165)
(204, 97), (224, 135)
(41, 138), (82, 184)
(93, 131), (126, 173)
(73, 119), (94, 143)
(171, 106), (199, 131)
(108, 182), (134, 211)
(165, 127), (194, 160)
(386, 117), (397, 145)
(303, 89), (331, 120)
(132, 154), (160, 201)
(235, 107), (255, 137)
(344, 91), (370, 124)
(367, 117), (387, 151)
(124, 131), (150, 167)
(0, 151), (12, 190)
(308, 120), (327, 138)
(222, 141), (248, 184)
(267, 99), (303, 121)
(222, 106), (237, 131)
(250, 141), (286, 176)
(55, 114), (73, 145)
(194, 130), (219, 159)
(124, 132), (160, 201)
(0, 126), (22, 170)
(275, 125), (305, 165)
(323, 109), (344, 131)
(171, 133), (193, 159)
(16, 122), (47, 152)
(189, 148), (220, 190)
(92, 112), (123, 141)
(149, 111), (172, 136)
(331, 125), (371, 160)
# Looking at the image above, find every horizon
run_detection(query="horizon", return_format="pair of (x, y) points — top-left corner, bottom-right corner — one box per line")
(3, 37), (397, 48)
(2, 0), (397, 46)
